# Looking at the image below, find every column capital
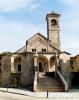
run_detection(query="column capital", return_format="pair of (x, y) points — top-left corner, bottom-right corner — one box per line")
(48, 58), (50, 62)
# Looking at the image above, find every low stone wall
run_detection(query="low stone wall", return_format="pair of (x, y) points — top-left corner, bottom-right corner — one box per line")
(0, 52), (35, 88)
(59, 53), (72, 88)
(0, 55), (11, 87)
(20, 52), (35, 87)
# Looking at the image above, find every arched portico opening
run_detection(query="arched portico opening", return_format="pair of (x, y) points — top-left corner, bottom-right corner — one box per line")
(38, 55), (48, 73)
(50, 56), (56, 70)
(46, 56), (56, 77)
(71, 72), (79, 88)
(10, 55), (21, 88)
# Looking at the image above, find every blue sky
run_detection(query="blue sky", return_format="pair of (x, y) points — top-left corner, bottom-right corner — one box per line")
(0, 0), (79, 55)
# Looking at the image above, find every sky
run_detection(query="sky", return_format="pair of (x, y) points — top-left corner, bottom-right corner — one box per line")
(0, 0), (79, 55)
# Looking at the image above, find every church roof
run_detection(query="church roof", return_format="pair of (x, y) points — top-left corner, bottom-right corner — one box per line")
(15, 45), (26, 53)
(60, 51), (71, 55)
(26, 32), (50, 43)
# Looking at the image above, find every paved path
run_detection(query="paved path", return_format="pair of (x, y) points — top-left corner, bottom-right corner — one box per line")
(0, 91), (43, 100)
(0, 91), (79, 100)
(0, 88), (79, 100)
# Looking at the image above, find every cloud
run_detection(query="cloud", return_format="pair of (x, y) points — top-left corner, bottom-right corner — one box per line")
(0, 0), (39, 12)
(58, 0), (79, 5)
(60, 12), (79, 54)
(30, 3), (40, 10)
(61, 33), (79, 55)
(57, 0), (79, 54)
(0, 16), (45, 52)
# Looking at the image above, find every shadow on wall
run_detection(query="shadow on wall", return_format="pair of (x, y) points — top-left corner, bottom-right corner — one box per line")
(71, 72), (79, 88)
(59, 59), (73, 88)
(0, 53), (35, 91)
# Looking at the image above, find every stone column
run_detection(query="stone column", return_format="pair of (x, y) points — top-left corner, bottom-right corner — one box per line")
(55, 52), (59, 78)
(34, 56), (38, 70)
(11, 55), (15, 73)
(48, 59), (50, 72)
(56, 52), (59, 70)
(34, 52), (39, 77)
(33, 53), (38, 91)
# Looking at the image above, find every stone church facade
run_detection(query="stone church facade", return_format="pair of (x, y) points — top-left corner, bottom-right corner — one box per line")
(0, 12), (78, 92)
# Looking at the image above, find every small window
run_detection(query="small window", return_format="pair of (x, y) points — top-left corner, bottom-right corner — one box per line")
(0, 68), (1, 72)
(32, 49), (34, 52)
(0, 62), (1, 66)
(0, 56), (2, 60)
(71, 60), (73, 65)
(42, 49), (46, 52)
(0, 62), (1, 72)
(70, 60), (74, 69)
(32, 49), (36, 52)
(18, 64), (21, 72)
(51, 19), (57, 26)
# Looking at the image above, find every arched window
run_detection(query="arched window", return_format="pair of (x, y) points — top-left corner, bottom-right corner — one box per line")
(51, 19), (57, 26)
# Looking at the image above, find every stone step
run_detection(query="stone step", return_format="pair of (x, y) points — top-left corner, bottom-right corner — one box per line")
(37, 87), (65, 92)
(38, 78), (63, 85)
(37, 77), (65, 92)
(37, 84), (65, 92)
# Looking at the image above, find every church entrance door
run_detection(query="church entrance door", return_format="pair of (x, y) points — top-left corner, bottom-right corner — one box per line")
(39, 62), (43, 72)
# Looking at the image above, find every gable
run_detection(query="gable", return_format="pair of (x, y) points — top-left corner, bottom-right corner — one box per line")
(27, 33), (48, 45)
(26, 33), (59, 52)
(15, 46), (26, 53)
(15, 33), (60, 53)
(27, 34), (48, 52)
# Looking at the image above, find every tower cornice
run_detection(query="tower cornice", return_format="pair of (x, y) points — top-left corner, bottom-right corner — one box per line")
(46, 11), (61, 20)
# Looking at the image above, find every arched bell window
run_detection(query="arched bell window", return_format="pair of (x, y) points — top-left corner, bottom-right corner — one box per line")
(51, 19), (57, 26)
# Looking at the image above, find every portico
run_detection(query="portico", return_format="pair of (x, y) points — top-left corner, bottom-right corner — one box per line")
(33, 52), (59, 77)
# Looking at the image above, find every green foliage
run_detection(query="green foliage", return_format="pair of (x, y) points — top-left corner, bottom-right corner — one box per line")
(10, 73), (21, 88)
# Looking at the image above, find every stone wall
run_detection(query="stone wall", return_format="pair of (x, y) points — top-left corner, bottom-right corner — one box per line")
(20, 52), (34, 87)
(0, 52), (34, 88)
(1, 55), (11, 87)
(71, 55), (79, 72)
(59, 53), (72, 87)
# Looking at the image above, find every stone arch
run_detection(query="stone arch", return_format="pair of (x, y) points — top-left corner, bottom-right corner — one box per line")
(49, 56), (56, 72)
(50, 56), (56, 67)
(38, 55), (48, 72)
(14, 55), (22, 73)
(51, 19), (57, 26)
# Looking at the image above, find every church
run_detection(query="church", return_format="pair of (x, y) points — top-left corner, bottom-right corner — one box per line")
(0, 11), (78, 92)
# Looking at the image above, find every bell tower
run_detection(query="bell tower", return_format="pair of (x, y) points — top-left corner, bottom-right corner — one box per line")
(46, 11), (61, 50)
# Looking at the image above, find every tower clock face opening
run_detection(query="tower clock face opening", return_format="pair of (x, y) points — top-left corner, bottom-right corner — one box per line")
(51, 19), (57, 26)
